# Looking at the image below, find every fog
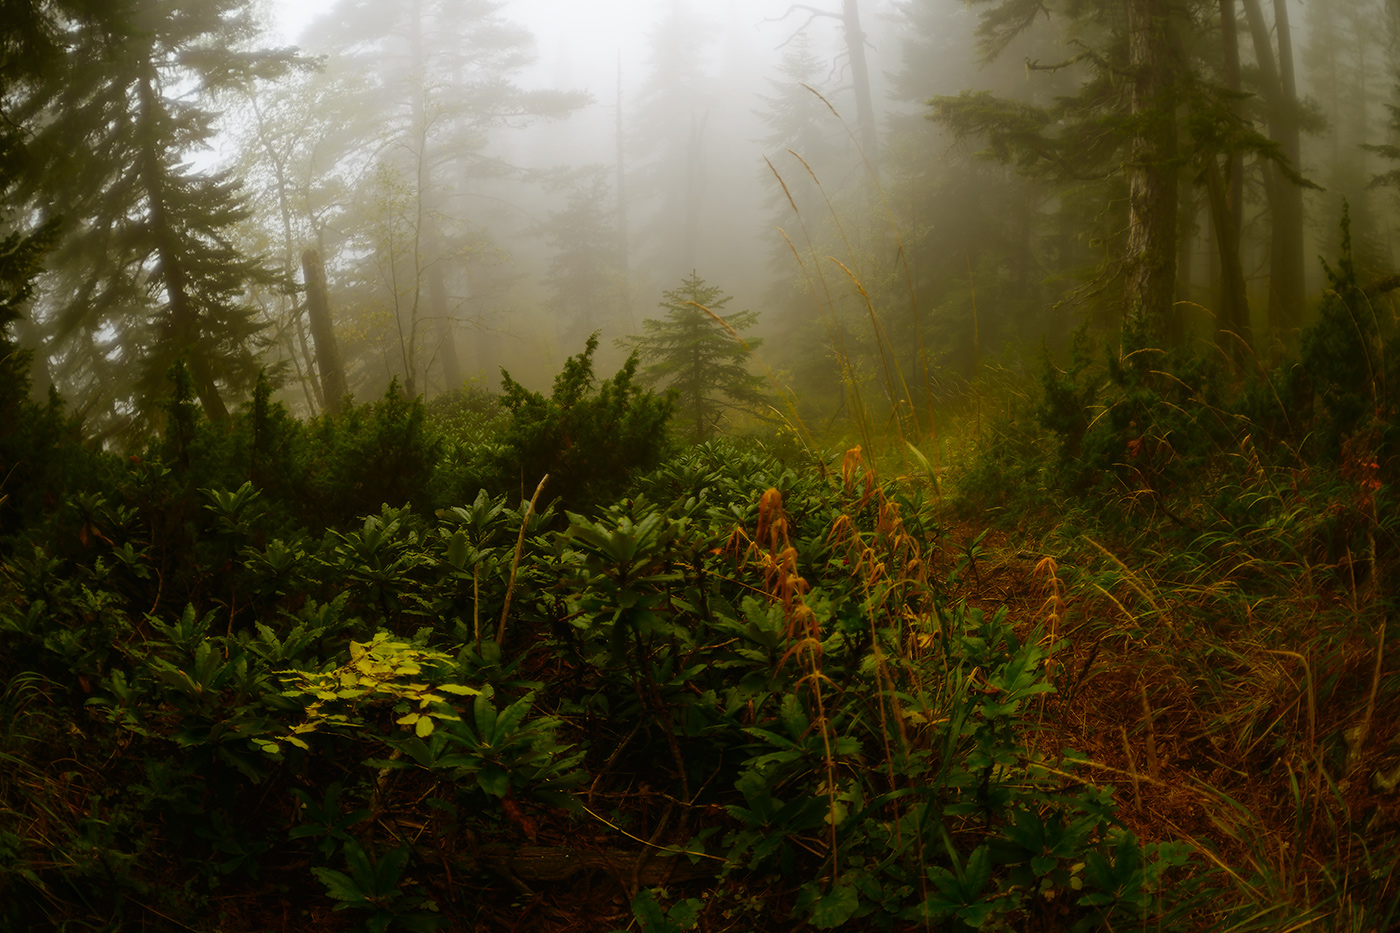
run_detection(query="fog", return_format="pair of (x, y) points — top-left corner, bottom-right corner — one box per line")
(12, 0), (1400, 436)
(252, 0), (901, 395)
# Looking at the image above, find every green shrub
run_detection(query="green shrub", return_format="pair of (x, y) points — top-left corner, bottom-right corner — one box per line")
(305, 381), (444, 525)
(490, 334), (673, 514)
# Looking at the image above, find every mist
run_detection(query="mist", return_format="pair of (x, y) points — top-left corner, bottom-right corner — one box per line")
(8, 0), (1400, 432)
(6, 4), (1400, 930)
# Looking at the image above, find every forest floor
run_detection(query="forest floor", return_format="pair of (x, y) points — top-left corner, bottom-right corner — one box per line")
(272, 513), (1395, 933)
(935, 511), (1400, 933)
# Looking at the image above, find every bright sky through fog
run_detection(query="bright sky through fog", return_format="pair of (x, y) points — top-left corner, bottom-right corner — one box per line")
(270, 0), (334, 45)
(270, 0), (773, 77)
(270, 0), (673, 46)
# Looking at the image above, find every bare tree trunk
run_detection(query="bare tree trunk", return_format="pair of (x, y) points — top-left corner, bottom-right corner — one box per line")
(1175, 188), (1195, 345)
(248, 97), (325, 413)
(1241, 0), (1305, 342)
(616, 53), (633, 329)
(1221, 0), (1244, 258)
(842, 0), (880, 178)
(427, 259), (462, 392)
(681, 108), (709, 274)
(1125, 0), (1179, 344)
(1203, 157), (1251, 359)
(1208, 0), (1251, 360)
(301, 248), (348, 414)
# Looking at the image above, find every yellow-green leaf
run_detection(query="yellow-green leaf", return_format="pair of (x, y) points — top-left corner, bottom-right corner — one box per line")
(415, 717), (435, 738)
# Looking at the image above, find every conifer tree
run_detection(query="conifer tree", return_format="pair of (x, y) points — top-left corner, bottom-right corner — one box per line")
(930, 0), (1291, 348)
(630, 4), (716, 285)
(294, 0), (586, 398)
(10, 0), (300, 428)
(539, 169), (626, 351)
(625, 273), (766, 444)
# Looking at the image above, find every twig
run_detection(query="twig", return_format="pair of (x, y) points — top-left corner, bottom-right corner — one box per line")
(1120, 726), (1142, 812)
(497, 474), (548, 648)
(1140, 682), (1160, 781)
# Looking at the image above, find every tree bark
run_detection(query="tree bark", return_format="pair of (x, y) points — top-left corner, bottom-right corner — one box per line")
(842, 0), (880, 178)
(1125, 0), (1179, 344)
(427, 259), (462, 391)
(1220, 0), (1244, 261)
(1240, 0), (1305, 341)
(1203, 156), (1251, 359)
(1208, 0), (1251, 360)
(681, 108), (709, 274)
(301, 248), (348, 414)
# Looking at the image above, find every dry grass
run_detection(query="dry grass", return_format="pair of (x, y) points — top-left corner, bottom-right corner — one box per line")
(929, 486), (1400, 930)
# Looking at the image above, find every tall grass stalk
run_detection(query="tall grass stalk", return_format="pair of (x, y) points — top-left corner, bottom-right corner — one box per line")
(769, 87), (948, 479)
(800, 84), (942, 464)
(767, 159), (875, 456)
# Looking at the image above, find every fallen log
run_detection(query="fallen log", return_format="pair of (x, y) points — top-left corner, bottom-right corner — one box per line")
(474, 844), (722, 888)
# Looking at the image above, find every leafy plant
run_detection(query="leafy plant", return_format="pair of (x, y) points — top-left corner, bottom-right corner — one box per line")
(271, 631), (480, 753)
(494, 334), (673, 514)
(312, 840), (442, 933)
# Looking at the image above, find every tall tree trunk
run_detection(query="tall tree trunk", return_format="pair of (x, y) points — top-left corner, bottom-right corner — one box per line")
(301, 248), (348, 414)
(1175, 188), (1195, 345)
(249, 96), (324, 413)
(400, 0), (429, 399)
(138, 68), (228, 422)
(427, 259), (462, 391)
(1209, 0), (1251, 360)
(1203, 157), (1252, 359)
(842, 0), (880, 178)
(1221, 0), (1244, 258)
(1241, 0), (1305, 341)
(681, 108), (709, 274)
(1125, 0), (1180, 344)
(616, 53), (633, 330)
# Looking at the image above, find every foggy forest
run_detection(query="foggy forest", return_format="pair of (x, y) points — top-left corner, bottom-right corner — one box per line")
(2, 0), (1399, 929)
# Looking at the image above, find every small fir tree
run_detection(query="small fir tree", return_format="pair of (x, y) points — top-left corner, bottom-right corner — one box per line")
(626, 273), (766, 444)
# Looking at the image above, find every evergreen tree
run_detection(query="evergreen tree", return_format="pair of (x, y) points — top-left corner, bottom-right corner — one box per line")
(930, 0), (1293, 350)
(1308, 0), (1394, 272)
(293, 0), (586, 399)
(538, 169), (626, 351)
(10, 0), (301, 428)
(883, 0), (1059, 378)
(757, 34), (851, 239)
(629, 3), (716, 285)
(625, 273), (766, 443)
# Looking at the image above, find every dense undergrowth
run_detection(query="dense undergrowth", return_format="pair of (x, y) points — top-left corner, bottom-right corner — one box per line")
(3, 229), (1399, 931)
(945, 224), (1400, 930)
(4, 337), (1213, 931)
